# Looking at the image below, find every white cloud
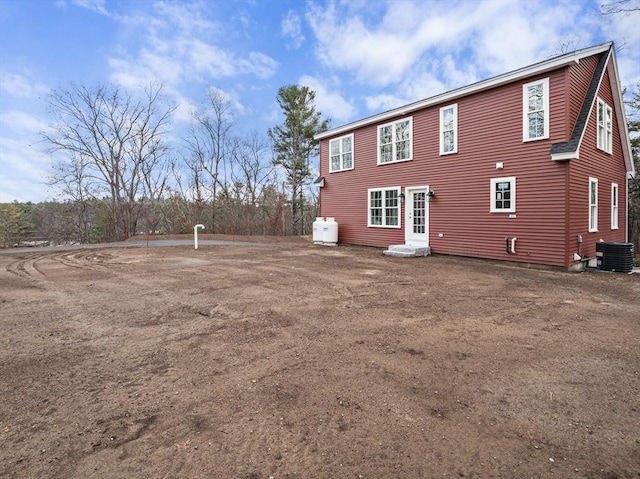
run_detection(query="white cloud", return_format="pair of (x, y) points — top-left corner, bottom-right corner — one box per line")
(71, 0), (109, 16)
(306, 0), (484, 88)
(0, 110), (50, 134)
(299, 75), (356, 123)
(364, 93), (405, 113)
(107, 2), (278, 96)
(0, 136), (53, 202)
(0, 73), (48, 99)
(281, 10), (305, 48)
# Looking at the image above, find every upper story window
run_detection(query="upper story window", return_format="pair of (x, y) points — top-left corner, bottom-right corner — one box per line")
(378, 117), (412, 164)
(611, 183), (618, 230)
(589, 177), (598, 232)
(597, 98), (612, 154)
(522, 78), (549, 142)
(440, 104), (458, 155)
(368, 187), (401, 228)
(329, 134), (354, 173)
(490, 176), (516, 213)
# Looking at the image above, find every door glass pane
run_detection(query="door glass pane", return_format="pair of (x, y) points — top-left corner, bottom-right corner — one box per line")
(413, 192), (425, 234)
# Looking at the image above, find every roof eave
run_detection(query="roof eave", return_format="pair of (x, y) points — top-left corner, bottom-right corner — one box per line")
(551, 151), (579, 161)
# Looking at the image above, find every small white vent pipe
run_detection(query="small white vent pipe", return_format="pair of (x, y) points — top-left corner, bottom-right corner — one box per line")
(194, 224), (205, 249)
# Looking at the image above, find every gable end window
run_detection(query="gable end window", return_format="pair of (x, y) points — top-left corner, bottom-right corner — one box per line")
(522, 78), (549, 142)
(597, 98), (612, 154)
(490, 177), (516, 213)
(377, 117), (412, 165)
(611, 183), (618, 230)
(440, 104), (458, 155)
(368, 187), (401, 228)
(329, 134), (354, 172)
(589, 177), (598, 232)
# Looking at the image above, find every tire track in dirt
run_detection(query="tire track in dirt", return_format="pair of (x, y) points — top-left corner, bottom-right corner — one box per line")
(4, 249), (114, 282)
(5, 253), (47, 279)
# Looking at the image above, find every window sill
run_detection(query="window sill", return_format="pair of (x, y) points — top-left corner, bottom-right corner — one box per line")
(377, 158), (412, 166)
(523, 135), (549, 143)
(329, 167), (355, 174)
(368, 224), (402, 229)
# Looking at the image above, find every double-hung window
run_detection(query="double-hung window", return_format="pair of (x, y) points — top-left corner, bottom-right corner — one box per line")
(597, 98), (612, 154)
(440, 104), (458, 155)
(329, 134), (354, 172)
(490, 177), (516, 213)
(522, 78), (549, 141)
(589, 177), (598, 232)
(378, 117), (412, 164)
(368, 187), (400, 227)
(611, 183), (618, 230)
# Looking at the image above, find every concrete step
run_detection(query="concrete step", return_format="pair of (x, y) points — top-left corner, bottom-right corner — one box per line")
(383, 244), (431, 257)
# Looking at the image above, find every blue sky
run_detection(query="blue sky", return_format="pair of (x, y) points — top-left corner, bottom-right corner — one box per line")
(1, 0), (639, 202)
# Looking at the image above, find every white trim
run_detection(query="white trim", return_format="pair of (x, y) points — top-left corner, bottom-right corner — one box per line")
(611, 182), (618, 230)
(490, 177), (516, 213)
(404, 186), (430, 246)
(316, 42), (613, 141)
(329, 133), (354, 173)
(607, 51), (635, 176)
(367, 187), (402, 228)
(522, 77), (549, 142)
(551, 151), (579, 161)
(439, 104), (458, 155)
(377, 117), (413, 165)
(589, 177), (598, 232)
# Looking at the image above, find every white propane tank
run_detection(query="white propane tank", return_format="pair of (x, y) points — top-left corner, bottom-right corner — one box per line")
(312, 217), (324, 244)
(323, 217), (338, 246)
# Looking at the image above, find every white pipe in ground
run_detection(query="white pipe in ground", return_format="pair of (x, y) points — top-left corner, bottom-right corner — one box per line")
(194, 224), (205, 249)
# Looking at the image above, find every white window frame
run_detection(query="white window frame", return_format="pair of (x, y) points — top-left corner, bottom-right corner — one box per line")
(597, 98), (612, 154)
(439, 104), (458, 155)
(611, 182), (618, 230)
(522, 77), (549, 142)
(490, 177), (516, 213)
(377, 117), (413, 165)
(368, 187), (401, 228)
(589, 177), (598, 232)
(329, 134), (354, 173)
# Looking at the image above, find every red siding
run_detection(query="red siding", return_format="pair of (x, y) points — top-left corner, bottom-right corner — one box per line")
(567, 60), (628, 263)
(319, 51), (628, 268)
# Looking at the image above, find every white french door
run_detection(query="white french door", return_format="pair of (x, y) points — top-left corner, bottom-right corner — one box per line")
(404, 187), (429, 246)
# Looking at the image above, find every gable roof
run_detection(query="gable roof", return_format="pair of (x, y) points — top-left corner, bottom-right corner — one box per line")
(549, 48), (610, 160)
(315, 42), (634, 176)
(550, 45), (634, 177)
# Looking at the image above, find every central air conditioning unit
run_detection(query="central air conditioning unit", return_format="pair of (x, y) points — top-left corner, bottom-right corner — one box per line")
(595, 242), (634, 273)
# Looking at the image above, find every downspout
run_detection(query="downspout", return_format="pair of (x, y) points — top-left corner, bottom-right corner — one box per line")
(626, 175), (629, 244)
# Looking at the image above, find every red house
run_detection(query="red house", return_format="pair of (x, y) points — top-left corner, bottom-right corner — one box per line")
(315, 42), (635, 270)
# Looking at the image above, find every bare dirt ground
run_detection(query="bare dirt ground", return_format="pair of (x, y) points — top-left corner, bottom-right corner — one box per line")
(1, 236), (639, 479)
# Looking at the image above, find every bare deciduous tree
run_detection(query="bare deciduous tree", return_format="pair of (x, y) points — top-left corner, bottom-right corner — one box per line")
(43, 83), (175, 241)
(185, 88), (236, 232)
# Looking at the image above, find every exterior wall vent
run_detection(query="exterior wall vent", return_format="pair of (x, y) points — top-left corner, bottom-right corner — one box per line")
(595, 242), (634, 273)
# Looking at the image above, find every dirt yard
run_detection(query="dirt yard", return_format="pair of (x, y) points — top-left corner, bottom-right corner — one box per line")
(1, 236), (638, 479)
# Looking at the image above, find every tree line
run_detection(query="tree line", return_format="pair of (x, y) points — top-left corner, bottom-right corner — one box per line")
(0, 83), (328, 247)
